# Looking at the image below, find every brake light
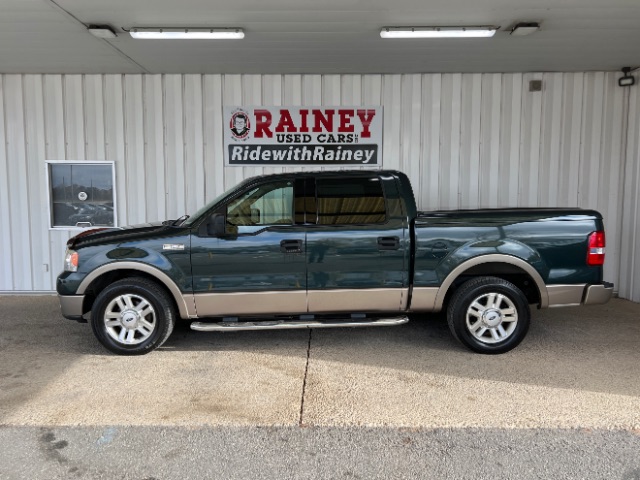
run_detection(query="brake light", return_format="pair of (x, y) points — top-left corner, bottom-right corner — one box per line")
(587, 231), (605, 266)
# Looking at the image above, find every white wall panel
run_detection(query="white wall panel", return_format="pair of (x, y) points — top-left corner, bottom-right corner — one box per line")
(0, 73), (637, 302)
(42, 75), (71, 288)
(203, 75), (224, 204)
(619, 85), (640, 301)
(124, 75), (146, 224)
(0, 76), (13, 289)
(143, 75), (167, 221)
(3, 75), (32, 290)
(23, 75), (48, 291)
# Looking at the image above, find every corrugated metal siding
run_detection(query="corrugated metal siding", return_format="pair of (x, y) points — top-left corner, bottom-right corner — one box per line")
(619, 85), (640, 302)
(0, 73), (636, 300)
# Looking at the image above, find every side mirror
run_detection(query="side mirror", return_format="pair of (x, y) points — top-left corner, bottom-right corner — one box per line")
(211, 214), (225, 237)
(250, 207), (261, 224)
(198, 213), (227, 237)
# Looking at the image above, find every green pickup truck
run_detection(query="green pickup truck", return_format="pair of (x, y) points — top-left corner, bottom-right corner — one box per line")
(57, 170), (613, 355)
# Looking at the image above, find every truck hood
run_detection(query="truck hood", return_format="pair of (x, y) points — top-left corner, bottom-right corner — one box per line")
(67, 221), (185, 249)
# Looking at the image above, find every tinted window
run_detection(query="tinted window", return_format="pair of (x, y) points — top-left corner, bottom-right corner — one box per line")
(316, 177), (386, 225)
(226, 181), (293, 232)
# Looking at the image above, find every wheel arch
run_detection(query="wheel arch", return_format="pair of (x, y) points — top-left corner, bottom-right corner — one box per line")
(434, 254), (548, 312)
(77, 262), (195, 319)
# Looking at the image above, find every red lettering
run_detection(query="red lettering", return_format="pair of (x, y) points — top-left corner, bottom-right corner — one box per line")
(312, 109), (334, 133)
(254, 109), (273, 138)
(299, 109), (309, 133)
(275, 110), (297, 133)
(338, 109), (355, 133)
(356, 109), (376, 138)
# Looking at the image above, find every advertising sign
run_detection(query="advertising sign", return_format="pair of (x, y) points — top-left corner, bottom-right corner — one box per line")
(224, 106), (383, 166)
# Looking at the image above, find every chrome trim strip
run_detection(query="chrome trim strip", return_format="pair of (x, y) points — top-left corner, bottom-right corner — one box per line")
(76, 262), (195, 319)
(307, 288), (407, 313)
(547, 284), (587, 308)
(408, 287), (439, 312)
(583, 284), (614, 305)
(191, 316), (409, 332)
(193, 290), (307, 317)
(433, 254), (549, 312)
(58, 294), (85, 318)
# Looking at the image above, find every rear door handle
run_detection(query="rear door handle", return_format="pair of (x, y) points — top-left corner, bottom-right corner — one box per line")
(280, 239), (303, 254)
(377, 236), (400, 251)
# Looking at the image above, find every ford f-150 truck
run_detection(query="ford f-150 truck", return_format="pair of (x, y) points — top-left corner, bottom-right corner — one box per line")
(57, 170), (613, 355)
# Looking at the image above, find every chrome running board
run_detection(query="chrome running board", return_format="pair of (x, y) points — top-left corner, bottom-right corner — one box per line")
(190, 316), (409, 332)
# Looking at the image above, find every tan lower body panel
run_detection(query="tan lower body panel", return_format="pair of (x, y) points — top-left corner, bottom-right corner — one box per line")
(307, 288), (407, 313)
(407, 287), (439, 312)
(546, 284), (587, 307)
(193, 288), (408, 317)
(193, 290), (307, 317)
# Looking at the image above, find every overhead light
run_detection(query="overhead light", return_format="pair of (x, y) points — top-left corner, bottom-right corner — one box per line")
(510, 22), (540, 36)
(619, 67), (636, 87)
(88, 25), (117, 39)
(129, 28), (244, 39)
(380, 27), (498, 39)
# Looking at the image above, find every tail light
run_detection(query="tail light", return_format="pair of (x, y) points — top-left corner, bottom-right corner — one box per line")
(587, 231), (606, 266)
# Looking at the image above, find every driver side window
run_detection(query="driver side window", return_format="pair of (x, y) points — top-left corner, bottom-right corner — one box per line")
(226, 181), (293, 232)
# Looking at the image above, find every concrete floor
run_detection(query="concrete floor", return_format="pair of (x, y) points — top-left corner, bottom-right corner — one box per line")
(1, 295), (639, 429)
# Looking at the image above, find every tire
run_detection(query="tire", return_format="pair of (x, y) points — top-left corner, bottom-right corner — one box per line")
(90, 277), (176, 355)
(446, 276), (530, 354)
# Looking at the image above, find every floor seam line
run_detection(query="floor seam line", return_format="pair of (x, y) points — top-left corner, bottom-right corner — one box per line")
(298, 329), (312, 427)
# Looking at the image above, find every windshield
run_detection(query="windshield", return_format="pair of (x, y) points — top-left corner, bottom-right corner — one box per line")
(182, 176), (257, 226)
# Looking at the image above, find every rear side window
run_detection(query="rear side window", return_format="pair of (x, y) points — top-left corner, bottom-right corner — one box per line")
(316, 177), (386, 225)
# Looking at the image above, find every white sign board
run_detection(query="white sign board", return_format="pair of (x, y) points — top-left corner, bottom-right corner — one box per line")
(223, 106), (383, 166)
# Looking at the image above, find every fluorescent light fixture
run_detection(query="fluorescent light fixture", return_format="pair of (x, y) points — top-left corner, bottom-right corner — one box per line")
(129, 28), (244, 39)
(510, 22), (540, 36)
(88, 25), (117, 39)
(380, 27), (498, 39)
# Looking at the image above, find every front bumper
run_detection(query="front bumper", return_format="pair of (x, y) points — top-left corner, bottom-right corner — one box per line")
(582, 282), (614, 306)
(59, 294), (85, 321)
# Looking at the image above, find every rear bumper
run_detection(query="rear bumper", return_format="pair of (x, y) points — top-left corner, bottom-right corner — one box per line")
(546, 282), (614, 308)
(58, 294), (85, 321)
(582, 282), (614, 306)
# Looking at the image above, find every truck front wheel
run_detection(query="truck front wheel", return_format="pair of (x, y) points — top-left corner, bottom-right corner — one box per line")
(447, 276), (530, 354)
(90, 277), (176, 355)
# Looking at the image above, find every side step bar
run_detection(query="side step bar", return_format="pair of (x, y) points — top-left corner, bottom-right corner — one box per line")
(190, 316), (409, 332)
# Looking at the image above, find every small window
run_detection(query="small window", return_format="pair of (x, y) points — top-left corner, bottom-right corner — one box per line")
(316, 177), (386, 225)
(47, 161), (117, 229)
(226, 181), (293, 232)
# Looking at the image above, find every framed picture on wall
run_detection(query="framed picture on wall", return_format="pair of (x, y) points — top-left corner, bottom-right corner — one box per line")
(46, 161), (117, 229)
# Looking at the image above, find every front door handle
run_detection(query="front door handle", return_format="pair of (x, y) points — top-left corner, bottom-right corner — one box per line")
(280, 239), (303, 254)
(377, 236), (400, 251)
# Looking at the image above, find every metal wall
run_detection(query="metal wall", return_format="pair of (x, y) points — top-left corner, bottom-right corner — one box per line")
(619, 81), (640, 302)
(0, 73), (635, 299)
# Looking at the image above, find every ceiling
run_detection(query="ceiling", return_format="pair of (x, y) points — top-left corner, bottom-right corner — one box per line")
(1, 0), (639, 74)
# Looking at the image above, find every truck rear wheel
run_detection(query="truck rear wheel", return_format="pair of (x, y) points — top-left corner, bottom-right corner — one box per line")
(90, 277), (176, 355)
(447, 276), (530, 354)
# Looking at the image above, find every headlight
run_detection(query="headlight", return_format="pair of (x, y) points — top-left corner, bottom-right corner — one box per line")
(64, 249), (79, 272)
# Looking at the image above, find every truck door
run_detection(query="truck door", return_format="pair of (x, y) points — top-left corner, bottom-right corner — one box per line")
(306, 173), (410, 313)
(190, 178), (307, 316)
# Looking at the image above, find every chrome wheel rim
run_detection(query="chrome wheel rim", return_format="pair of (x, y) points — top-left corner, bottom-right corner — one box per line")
(465, 292), (518, 344)
(104, 294), (156, 345)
